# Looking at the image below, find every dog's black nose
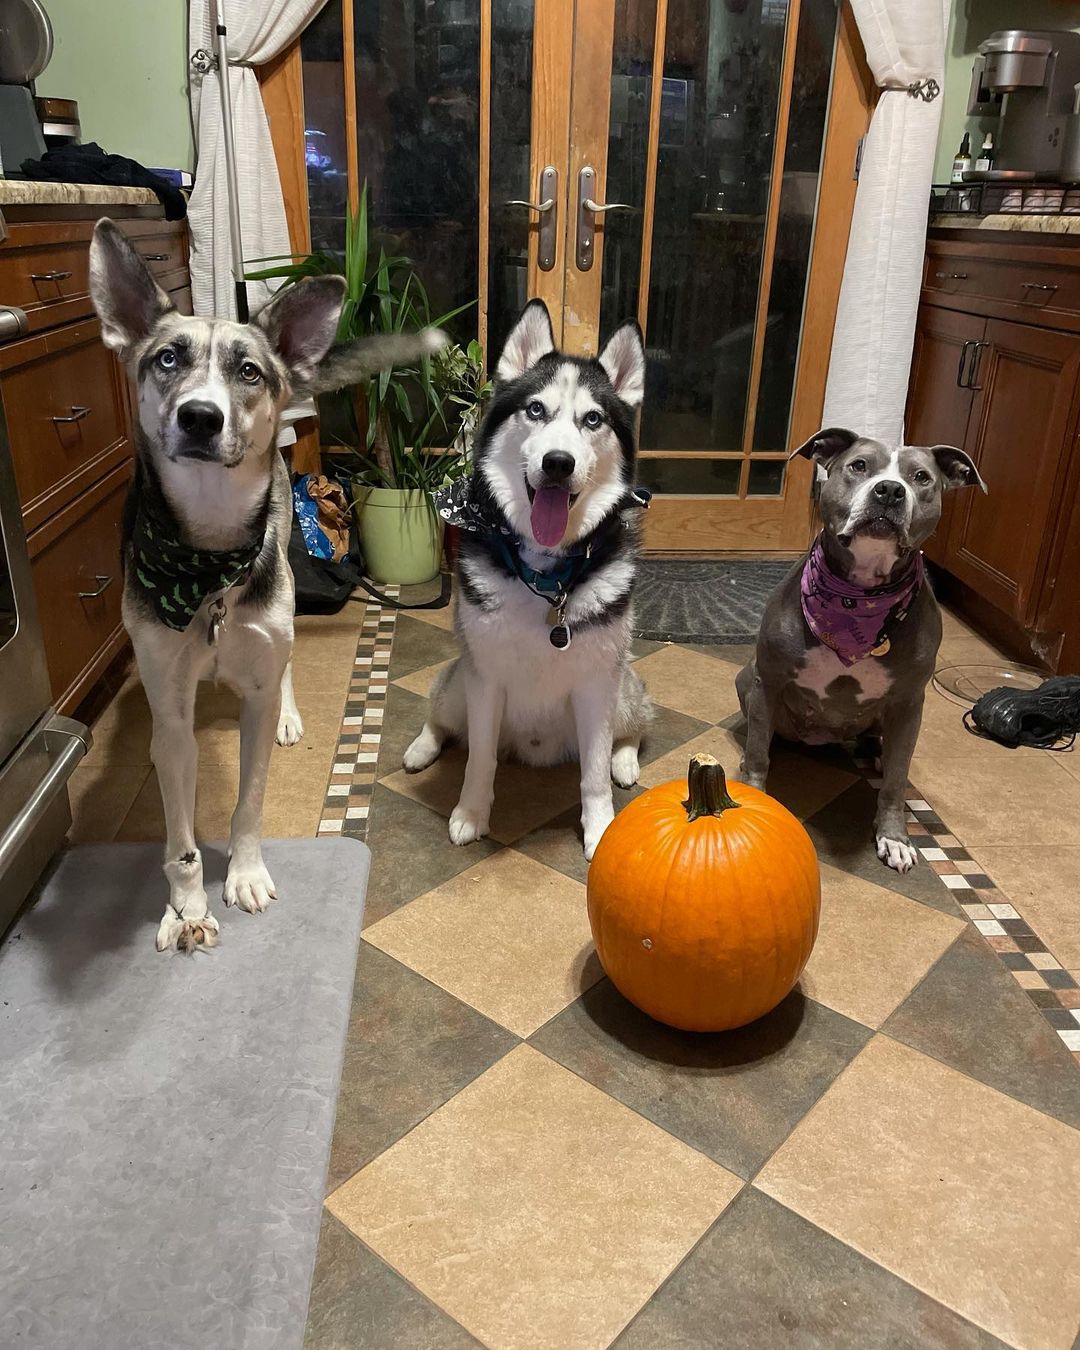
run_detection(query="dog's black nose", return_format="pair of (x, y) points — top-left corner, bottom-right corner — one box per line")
(872, 479), (906, 507)
(541, 450), (575, 483)
(177, 400), (224, 440)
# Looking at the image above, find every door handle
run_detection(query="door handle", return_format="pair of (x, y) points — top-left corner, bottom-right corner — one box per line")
(956, 340), (973, 388)
(78, 574), (113, 600)
(966, 340), (989, 390)
(576, 165), (638, 271)
(30, 269), (72, 283)
(140, 253), (170, 262)
(505, 164), (558, 271)
(51, 405), (91, 424)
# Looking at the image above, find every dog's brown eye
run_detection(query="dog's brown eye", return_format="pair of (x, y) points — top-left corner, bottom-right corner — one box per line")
(239, 361), (261, 383)
(157, 348), (177, 371)
(914, 469), (932, 485)
(849, 458), (867, 473)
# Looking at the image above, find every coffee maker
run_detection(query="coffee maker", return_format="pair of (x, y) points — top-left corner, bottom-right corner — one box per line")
(969, 30), (1080, 180)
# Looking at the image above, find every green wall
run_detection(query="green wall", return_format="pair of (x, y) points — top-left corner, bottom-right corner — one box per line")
(934, 0), (1080, 182)
(36, 0), (193, 172)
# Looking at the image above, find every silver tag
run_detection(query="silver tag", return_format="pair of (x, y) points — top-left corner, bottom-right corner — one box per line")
(208, 596), (227, 646)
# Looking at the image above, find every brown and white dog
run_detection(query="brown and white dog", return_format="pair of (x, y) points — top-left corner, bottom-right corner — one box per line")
(89, 220), (441, 952)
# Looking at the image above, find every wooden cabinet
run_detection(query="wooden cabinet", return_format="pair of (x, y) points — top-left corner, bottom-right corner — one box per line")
(0, 208), (189, 714)
(906, 231), (1080, 672)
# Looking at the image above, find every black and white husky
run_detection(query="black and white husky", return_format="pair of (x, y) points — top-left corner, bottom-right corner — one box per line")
(89, 220), (442, 952)
(404, 301), (653, 859)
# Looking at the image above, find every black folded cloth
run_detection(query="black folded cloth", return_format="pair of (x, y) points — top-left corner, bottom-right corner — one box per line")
(20, 142), (187, 220)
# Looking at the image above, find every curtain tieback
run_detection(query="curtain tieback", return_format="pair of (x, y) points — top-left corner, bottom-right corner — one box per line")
(879, 77), (941, 102)
(190, 49), (256, 74)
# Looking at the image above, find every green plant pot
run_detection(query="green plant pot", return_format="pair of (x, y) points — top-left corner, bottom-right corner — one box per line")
(352, 484), (444, 585)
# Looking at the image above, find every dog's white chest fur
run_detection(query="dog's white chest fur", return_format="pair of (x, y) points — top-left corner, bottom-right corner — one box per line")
(795, 644), (892, 702)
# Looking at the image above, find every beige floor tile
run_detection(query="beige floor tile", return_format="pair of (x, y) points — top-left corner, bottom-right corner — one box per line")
(327, 1044), (742, 1350)
(405, 599), (456, 632)
(968, 845), (1080, 971)
(363, 849), (599, 1035)
(937, 605), (982, 642)
(392, 659), (451, 699)
(638, 725), (855, 821)
(908, 750), (1080, 847)
(756, 1035), (1080, 1350)
(381, 747), (583, 844)
(800, 865), (963, 1028)
(633, 645), (743, 724)
(66, 765), (151, 845)
(1057, 751), (1080, 785)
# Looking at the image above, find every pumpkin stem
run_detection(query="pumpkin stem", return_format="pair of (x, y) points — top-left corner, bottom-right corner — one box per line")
(683, 754), (741, 821)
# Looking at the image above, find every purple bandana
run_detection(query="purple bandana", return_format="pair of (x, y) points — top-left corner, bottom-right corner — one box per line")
(800, 536), (924, 666)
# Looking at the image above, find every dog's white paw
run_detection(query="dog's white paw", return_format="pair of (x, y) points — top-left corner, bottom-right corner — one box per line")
(276, 709), (304, 747)
(223, 863), (277, 913)
(876, 834), (918, 874)
(404, 726), (442, 773)
(448, 803), (490, 846)
(611, 745), (640, 789)
(156, 911), (219, 954)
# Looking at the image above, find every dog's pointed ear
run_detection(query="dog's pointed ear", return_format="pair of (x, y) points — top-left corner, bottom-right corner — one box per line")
(496, 300), (555, 383)
(599, 321), (645, 407)
(90, 219), (175, 360)
(253, 276), (346, 386)
(931, 444), (988, 493)
(788, 427), (860, 470)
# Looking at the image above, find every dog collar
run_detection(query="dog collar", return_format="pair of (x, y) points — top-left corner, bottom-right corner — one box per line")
(130, 503), (264, 633)
(800, 535), (923, 665)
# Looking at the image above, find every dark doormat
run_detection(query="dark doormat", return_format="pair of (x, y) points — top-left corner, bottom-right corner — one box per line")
(0, 837), (369, 1350)
(632, 559), (795, 644)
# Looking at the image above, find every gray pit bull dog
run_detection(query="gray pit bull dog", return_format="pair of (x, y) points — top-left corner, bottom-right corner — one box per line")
(736, 428), (987, 874)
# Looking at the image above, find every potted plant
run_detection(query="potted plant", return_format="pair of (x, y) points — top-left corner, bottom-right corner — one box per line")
(246, 184), (483, 584)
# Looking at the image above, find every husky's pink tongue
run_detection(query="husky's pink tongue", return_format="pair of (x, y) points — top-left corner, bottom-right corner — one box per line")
(531, 485), (571, 547)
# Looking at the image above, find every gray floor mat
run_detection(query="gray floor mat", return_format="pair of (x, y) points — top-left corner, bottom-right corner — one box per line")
(633, 559), (796, 643)
(0, 838), (368, 1350)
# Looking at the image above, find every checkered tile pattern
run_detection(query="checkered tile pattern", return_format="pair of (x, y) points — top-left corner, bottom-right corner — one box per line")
(303, 608), (1080, 1350)
(903, 795), (1080, 1060)
(317, 595), (398, 838)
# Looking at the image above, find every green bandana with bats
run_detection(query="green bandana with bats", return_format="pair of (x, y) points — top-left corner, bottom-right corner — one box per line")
(130, 504), (263, 632)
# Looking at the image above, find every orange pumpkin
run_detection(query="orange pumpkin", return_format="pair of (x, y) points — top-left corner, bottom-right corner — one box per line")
(587, 753), (820, 1032)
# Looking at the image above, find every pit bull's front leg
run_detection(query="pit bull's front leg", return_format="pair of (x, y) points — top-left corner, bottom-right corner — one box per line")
(875, 693), (925, 873)
(738, 660), (780, 792)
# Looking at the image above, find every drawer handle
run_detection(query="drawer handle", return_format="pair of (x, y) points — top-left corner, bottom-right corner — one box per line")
(140, 253), (169, 262)
(935, 271), (969, 280)
(31, 269), (72, 283)
(51, 405), (91, 424)
(1021, 282), (1058, 293)
(78, 574), (113, 600)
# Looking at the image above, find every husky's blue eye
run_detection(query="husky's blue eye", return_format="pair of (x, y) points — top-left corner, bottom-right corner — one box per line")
(582, 409), (603, 430)
(526, 400), (546, 421)
(239, 361), (262, 383)
(156, 348), (177, 370)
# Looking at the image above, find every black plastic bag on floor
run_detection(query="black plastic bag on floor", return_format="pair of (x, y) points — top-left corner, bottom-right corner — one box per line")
(287, 473), (450, 615)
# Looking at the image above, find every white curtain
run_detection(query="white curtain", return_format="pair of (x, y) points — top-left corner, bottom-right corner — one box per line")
(821, 0), (950, 443)
(187, 0), (328, 318)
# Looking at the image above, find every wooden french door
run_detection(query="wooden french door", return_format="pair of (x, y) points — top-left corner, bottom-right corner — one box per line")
(269, 0), (871, 554)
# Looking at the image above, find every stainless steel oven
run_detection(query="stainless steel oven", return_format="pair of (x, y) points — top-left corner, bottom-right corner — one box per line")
(0, 304), (90, 934)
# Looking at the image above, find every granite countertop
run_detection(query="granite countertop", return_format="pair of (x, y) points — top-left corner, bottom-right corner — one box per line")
(932, 212), (1080, 237)
(0, 180), (159, 207)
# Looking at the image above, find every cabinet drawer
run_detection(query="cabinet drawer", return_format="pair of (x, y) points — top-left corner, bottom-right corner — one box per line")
(29, 462), (130, 710)
(4, 325), (129, 530)
(123, 227), (188, 279)
(0, 236), (91, 326)
(924, 252), (1080, 320)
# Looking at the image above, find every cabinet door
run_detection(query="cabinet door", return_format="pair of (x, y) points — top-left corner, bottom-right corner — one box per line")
(905, 305), (983, 565)
(944, 319), (1080, 624)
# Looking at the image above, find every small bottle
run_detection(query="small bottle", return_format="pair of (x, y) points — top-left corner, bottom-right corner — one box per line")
(951, 132), (972, 183)
(975, 132), (995, 174)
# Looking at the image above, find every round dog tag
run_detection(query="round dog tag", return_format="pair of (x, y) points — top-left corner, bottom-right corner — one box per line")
(549, 624), (572, 650)
(870, 637), (891, 657)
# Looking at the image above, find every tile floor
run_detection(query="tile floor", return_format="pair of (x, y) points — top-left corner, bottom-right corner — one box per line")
(67, 589), (1080, 1350)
